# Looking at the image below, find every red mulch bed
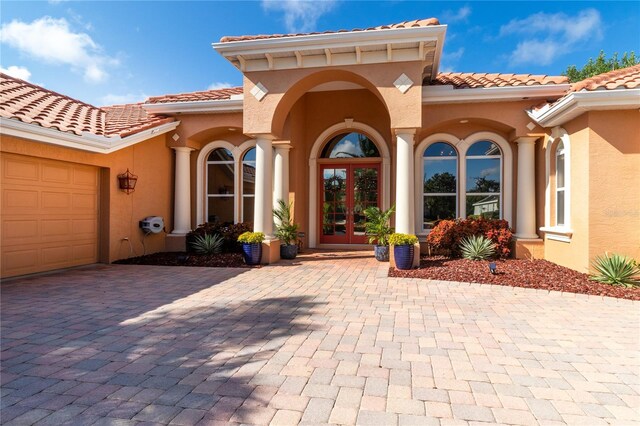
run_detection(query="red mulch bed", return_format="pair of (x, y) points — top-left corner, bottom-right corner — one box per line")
(114, 252), (260, 268)
(389, 256), (640, 301)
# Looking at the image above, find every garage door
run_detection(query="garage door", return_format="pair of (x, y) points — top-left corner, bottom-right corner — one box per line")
(1, 153), (99, 278)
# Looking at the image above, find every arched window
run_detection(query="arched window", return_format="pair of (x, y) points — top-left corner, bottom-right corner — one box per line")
(242, 148), (256, 222)
(555, 141), (565, 226)
(206, 148), (234, 224)
(465, 141), (502, 219)
(422, 142), (457, 230)
(321, 132), (380, 158)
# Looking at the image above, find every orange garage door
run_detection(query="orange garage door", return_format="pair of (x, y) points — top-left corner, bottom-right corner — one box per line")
(1, 153), (99, 278)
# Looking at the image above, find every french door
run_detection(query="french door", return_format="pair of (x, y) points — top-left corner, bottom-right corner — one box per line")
(319, 163), (380, 244)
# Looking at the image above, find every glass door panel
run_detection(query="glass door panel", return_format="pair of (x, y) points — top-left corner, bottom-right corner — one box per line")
(320, 164), (380, 244)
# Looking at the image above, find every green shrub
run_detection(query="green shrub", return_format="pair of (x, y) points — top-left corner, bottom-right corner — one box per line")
(364, 205), (395, 246)
(389, 233), (419, 246)
(590, 253), (640, 287)
(459, 235), (496, 260)
(190, 233), (223, 255)
(426, 217), (513, 258)
(187, 222), (252, 253)
(238, 231), (265, 244)
(273, 199), (299, 245)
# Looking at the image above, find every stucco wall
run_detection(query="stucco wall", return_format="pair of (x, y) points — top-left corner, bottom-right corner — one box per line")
(0, 134), (173, 263)
(587, 110), (640, 263)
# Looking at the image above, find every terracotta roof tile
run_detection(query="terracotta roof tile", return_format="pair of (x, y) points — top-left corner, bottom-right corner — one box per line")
(219, 18), (440, 43)
(432, 72), (569, 89)
(0, 73), (172, 138)
(146, 87), (243, 104)
(569, 64), (640, 92)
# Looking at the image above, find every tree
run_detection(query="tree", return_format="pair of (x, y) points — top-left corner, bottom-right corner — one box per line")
(563, 51), (638, 82)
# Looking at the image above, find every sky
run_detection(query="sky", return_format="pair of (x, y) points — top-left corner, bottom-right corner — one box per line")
(1, 1), (638, 106)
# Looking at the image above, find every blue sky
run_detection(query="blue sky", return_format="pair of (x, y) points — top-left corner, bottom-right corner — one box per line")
(1, 1), (638, 106)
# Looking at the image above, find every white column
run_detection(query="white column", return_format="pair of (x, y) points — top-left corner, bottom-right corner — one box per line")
(254, 135), (274, 237)
(273, 143), (291, 214)
(171, 146), (194, 234)
(394, 129), (417, 234)
(515, 137), (539, 239)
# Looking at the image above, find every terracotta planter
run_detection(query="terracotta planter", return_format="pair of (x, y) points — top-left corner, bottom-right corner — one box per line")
(242, 243), (262, 265)
(394, 245), (414, 270)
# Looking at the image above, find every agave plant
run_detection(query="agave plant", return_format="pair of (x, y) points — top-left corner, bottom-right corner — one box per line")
(590, 252), (640, 287)
(190, 233), (223, 255)
(459, 235), (496, 260)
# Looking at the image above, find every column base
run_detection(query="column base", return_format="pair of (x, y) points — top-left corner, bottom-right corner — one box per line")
(514, 237), (544, 260)
(166, 234), (187, 252)
(261, 238), (281, 264)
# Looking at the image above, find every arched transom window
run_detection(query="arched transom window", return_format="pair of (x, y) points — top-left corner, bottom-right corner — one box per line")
(422, 142), (458, 230)
(321, 132), (380, 158)
(465, 141), (502, 219)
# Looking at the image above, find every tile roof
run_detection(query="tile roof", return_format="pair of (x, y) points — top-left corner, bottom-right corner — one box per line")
(146, 87), (243, 104)
(219, 18), (440, 43)
(569, 64), (640, 92)
(0, 73), (172, 138)
(432, 72), (569, 89)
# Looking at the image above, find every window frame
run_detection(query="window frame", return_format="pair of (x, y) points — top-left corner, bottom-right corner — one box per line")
(464, 142), (503, 220)
(206, 148), (235, 224)
(421, 141), (459, 232)
(540, 128), (572, 242)
(241, 147), (256, 222)
(555, 141), (565, 227)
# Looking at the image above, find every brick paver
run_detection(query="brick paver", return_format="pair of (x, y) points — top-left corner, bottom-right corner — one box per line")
(1, 251), (639, 425)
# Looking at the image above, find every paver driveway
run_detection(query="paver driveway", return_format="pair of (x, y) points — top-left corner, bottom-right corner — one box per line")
(1, 251), (639, 425)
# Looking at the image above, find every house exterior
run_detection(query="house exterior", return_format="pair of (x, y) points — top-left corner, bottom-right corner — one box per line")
(1, 18), (639, 278)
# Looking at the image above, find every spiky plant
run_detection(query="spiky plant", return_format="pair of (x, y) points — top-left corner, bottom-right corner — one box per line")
(590, 253), (640, 287)
(190, 233), (223, 255)
(459, 235), (496, 260)
(273, 199), (299, 245)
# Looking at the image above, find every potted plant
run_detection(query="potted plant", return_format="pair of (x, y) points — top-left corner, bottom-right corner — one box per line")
(273, 199), (299, 259)
(389, 233), (419, 270)
(237, 231), (265, 265)
(364, 205), (395, 261)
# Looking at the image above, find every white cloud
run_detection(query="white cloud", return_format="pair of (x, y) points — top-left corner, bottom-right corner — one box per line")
(500, 9), (602, 66)
(262, 0), (338, 33)
(480, 166), (500, 178)
(0, 16), (118, 83)
(208, 81), (234, 90)
(0, 65), (31, 81)
(442, 6), (471, 23)
(99, 92), (147, 106)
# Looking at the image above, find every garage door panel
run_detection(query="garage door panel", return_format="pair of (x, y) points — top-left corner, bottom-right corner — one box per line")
(41, 191), (72, 210)
(3, 156), (39, 181)
(42, 163), (72, 184)
(1, 153), (99, 278)
(3, 188), (39, 210)
(73, 167), (98, 187)
(2, 219), (39, 242)
(72, 192), (98, 211)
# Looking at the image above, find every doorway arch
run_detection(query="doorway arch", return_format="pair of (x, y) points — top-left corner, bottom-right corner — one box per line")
(309, 121), (390, 248)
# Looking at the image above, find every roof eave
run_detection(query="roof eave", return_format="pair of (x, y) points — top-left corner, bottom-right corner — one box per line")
(422, 83), (571, 104)
(0, 117), (180, 153)
(528, 89), (640, 127)
(142, 98), (244, 115)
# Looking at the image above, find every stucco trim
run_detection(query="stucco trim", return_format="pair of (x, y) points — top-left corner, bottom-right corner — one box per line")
(540, 226), (573, 243)
(422, 84), (571, 104)
(308, 121), (391, 248)
(0, 117), (179, 154)
(528, 89), (640, 127)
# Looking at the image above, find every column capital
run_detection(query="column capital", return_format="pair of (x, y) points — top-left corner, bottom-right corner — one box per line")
(171, 146), (195, 153)
(248, 133), (276, 141)
(514, 136), (539, 145)
(393, 128), (418, 137)
(273, 142), (293, 151)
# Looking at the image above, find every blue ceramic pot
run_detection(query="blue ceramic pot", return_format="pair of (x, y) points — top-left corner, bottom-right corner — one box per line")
(394, 244), (414, 270)
(374, 245), (390, 262)
(280, 244), (298, 259)
(242, 243), (262, 265)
